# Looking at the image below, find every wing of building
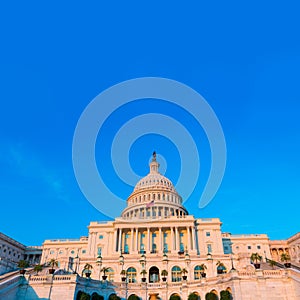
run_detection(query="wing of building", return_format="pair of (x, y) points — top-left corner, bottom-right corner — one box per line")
(1, 153), (300, 300)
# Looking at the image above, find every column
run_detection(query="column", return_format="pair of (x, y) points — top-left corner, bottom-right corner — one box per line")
(90, 233), (95, 256)
(118, 229), (122, 252)
(187, 227), (191, 251)
(94, 232), (98, 256)
(108, 231), (112, 253)
(135, 228), (139, 252)
(175, 227), (179, 251)
(171, 227), (174, 251)
(113, 229), (117, 252)
(147, 228), (151, 252)
(131, 228), (134, 252)
(159, 227), (162, 252)
(191, 226), (196, 251)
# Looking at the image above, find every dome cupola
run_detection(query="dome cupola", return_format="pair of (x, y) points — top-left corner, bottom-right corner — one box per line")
(121, 152), (188, 220)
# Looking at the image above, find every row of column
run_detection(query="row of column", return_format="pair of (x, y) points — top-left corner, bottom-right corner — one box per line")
(115, 226), (197, 253)
(123, 206), (186, 219)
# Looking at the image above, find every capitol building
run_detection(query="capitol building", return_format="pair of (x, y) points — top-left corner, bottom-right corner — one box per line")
(1, 153), (300, 300)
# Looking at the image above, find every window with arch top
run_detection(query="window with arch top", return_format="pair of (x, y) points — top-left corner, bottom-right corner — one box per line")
(171, 266), (182, 282)
(127, 267), (137, 283)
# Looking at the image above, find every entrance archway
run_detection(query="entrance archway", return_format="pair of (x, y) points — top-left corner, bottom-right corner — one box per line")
(149, 266), (160, 282)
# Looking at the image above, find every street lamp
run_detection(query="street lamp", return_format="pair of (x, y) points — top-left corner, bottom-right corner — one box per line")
(207, 253), (212, 261)
(230, 254), (236, 272)
(139, 254), (146, 268)
(140, 254), (147, 300)
(119, 253), (128, 300)
(184, 249), (191, 265)
(119, 253), (124, 267)
(74, 255), (80, 274)
(96, 254), (102, 280)
(162, 252), (168, 263)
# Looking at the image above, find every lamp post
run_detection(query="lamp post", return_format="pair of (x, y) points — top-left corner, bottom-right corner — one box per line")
(96, 254), (102, 281)
(74, 255), (80, 275)
(230, 254), (236, 272)
(207, 253), (213, 277)
(184, 249), (191, 281)
(139, 254), (147, 300)
(119, 253), (128, 300)
(162, 251), (169, 300)
(264, 250), (267, 262)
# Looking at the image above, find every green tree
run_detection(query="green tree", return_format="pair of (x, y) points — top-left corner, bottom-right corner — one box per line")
(205, 293), (218, 300)
(48, 258), (59, 269)
(33, 264), (43, 275)
(170, 294), (181, 300)
(181, 268), (188, 275)
(108, 294), (121, 300)
(91, 293), (104, 300)
(128, 295), (140, 300)
(220, 290), (232, 300)
(250, 253), (262, 264)
(101, 267), (110, 276)
(79, 292), (91, 300)
(188, 292), (200, 300)
(280, 253), (290, 263)
(17, 260), (29, 269)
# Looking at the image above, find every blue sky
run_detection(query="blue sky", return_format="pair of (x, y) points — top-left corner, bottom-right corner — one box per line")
(0, 1), (299, 246)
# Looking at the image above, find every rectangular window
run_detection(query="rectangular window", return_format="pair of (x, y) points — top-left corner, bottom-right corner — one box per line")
(164, 233), (168, 237)
(152, 233), (157, 237)
(164, 243), (168, 252)
(97, 247), (102, 255)
(248, 246), (251, 250)
(206, 232), (211, 237)
(257, 245), (261, 249)
(207, 244), (212, 253)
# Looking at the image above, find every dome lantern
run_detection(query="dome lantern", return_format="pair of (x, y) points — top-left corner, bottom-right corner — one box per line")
(120, 152), (188, 220)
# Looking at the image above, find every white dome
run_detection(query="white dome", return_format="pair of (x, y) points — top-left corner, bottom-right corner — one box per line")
(121, 152), (188, 220)
(134, 173), (176, 192)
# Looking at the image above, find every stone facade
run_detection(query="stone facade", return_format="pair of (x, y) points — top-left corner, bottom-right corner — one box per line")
(0, 232), (42, 275)
(270, 232), (300, 264)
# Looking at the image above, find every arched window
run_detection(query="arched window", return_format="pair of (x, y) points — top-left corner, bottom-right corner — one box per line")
(194, 265), (202, 280)
(106, 267), (114, 281)
(171, 266), (182, 282)
(127, 267), (137, 283)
